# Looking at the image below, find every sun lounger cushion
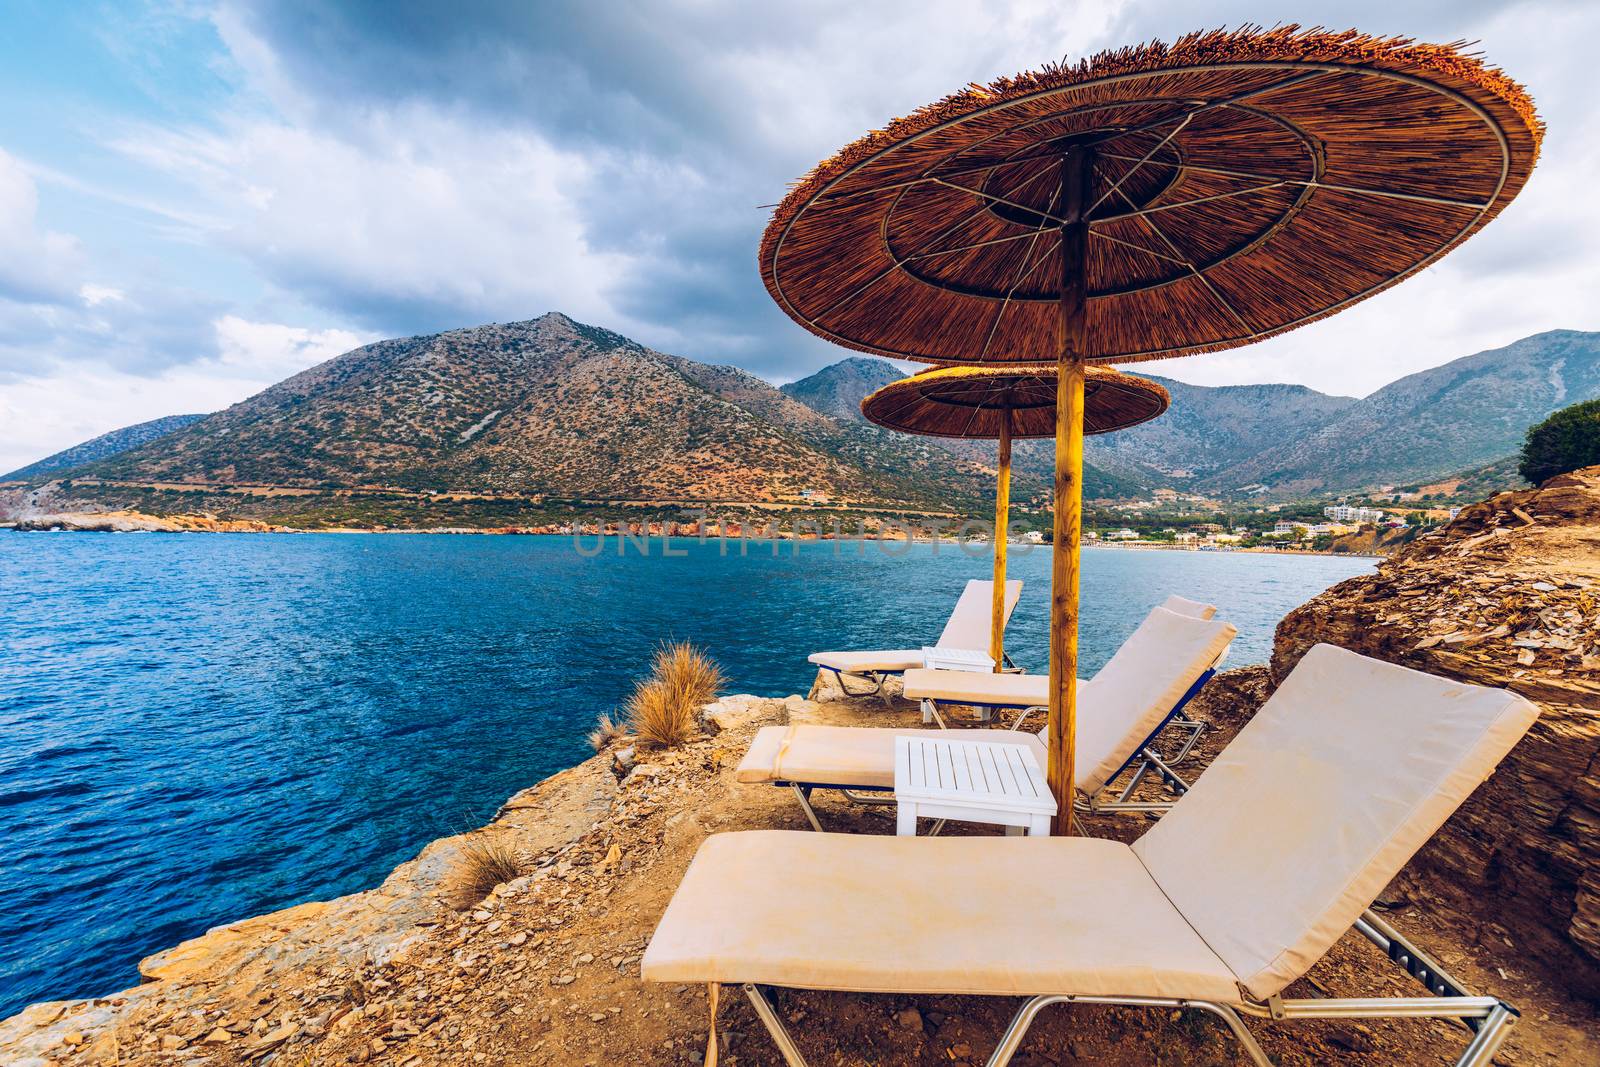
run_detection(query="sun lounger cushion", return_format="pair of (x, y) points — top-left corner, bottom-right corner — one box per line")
(904, 609), (1235, 796)
(642, 832), (1242, 1002)
(901, 668), (1051, 707)
(735, 724), (1042, 788)
(1072, 609), (1234, 794)
(808, 649), (926, 673)
(1132, 643), (1539, 1001)
(1160, 594), (1216, 619)
(807, 579), (1022, 674)
(934, 578), (1022, 651)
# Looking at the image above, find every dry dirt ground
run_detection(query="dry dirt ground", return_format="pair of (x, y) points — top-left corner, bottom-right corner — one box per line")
(6, 671), (1598, 1067)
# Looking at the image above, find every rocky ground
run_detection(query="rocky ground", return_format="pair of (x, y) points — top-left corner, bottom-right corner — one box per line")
(4, 666), (1597, 1067)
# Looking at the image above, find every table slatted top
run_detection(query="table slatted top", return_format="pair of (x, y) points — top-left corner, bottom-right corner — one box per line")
(893, 735), (1057, 814)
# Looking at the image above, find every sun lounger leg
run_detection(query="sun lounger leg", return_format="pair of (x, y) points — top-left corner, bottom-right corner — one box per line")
(1455, 1003), (1516, 1067)
(1168, 713), (1205, 764)
(826, 669), (891, 701)
(1007, 704), (1045, 731)
(984, 995), (1057, 1066)
(921, 698), (948, 728)
(839, 788), (897, 806)
(985, 996), (1272, 1067)
(1191, 1002), (1273, 1066)
(743, 985), (810, 1067)
(790, 784), (825, 832)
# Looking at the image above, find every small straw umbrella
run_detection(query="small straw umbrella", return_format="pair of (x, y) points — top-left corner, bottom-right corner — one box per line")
(760, 27), (1541, 834)
(861, 364), (1168, 671)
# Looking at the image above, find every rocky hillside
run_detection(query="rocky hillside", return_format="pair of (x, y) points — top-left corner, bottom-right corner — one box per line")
(1274, 465), (1600, 992)
(779, 356), (902, 423)
(1232, 330), (1600, 494)
(2, 415), (206, 481)
(73, 315), (1032, 514)
(787, 331), (1600, 498)
(1092, 377), (1356, 489)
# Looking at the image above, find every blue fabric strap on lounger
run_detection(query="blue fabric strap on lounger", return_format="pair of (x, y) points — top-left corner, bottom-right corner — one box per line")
(1102, 667), (1216, 788)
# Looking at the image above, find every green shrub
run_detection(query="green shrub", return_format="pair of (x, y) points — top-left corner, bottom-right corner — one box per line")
(1519, 399), (1600, 485)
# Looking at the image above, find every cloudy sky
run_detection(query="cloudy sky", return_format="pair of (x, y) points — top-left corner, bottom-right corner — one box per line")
(1, 0), (1596, 472)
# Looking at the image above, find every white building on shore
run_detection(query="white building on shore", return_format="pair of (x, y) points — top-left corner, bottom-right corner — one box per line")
(1324, 504), (1387, 524)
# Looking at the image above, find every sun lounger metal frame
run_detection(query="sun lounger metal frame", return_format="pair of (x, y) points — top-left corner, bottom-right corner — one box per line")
(734, 906), (1517, 1067)
(814, 651), (1024, 706)
(775, 667), (1217, 830)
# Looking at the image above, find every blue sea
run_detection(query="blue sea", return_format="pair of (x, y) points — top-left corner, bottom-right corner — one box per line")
(0, 532), (1371, 1017)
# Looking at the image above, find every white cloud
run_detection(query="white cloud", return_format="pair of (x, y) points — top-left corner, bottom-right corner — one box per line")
(213, 314), (366, 378)
(0, 149), (85, 305)
(112, 107), (638, 335)
(5, 0), (1598, 426)
(0, 316), (372, 474)
(79, 284), (125, 307)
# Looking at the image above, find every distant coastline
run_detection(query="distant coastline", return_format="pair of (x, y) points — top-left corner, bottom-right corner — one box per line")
(1, 510), (1388, 558)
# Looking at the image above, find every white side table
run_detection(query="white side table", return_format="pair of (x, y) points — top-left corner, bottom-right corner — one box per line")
(894, 735), (1057, 837)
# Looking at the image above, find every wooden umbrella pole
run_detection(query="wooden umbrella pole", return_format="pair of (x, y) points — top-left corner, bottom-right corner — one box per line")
(1049, 149), (1093, 836)
(989, 406), (1012, 673)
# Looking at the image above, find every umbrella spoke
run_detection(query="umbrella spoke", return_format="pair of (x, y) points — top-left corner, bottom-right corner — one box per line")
(928, 176), (1071, 226)
(1088, 114), (1192, 215)
(1096, 180), (1290, 222)
(905, 163), (1058, 259)
(1089, 229), (1190, 266)
(812, 164), (1059, 324)
(1111, 184), (1256, 337)
(981, 163), (1067, 360)
(1094, 150), (1490, 210)
(901, 228), (1051, 263)
(813, 71), (1328, 209)
(1079, 68), (1330, 150)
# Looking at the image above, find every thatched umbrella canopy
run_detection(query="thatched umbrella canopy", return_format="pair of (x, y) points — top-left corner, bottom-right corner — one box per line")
(861, 364), (1167, 438)
(760, 27), (1541, 834)
(863, 364), (1168, 670)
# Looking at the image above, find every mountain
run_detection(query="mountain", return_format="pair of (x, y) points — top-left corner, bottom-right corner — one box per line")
(783, 331), (1600, 499)
(69, 314), (1092, 514)
(779, 357), (903, 423)
(3, 414), (207, 481)
(1218, 331), (1600, 493)
(34, 321), (1595, 513)
(1088, 379), (1357, 486)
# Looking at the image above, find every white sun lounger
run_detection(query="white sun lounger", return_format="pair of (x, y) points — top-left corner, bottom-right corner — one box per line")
(739, 607), (1237, 827)
(905, 592), (1221, 726)
(807, 578), (1022, 702)
(647, 644), (1540, 1067)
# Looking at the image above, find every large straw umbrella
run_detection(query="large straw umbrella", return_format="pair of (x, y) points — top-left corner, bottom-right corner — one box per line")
(760, 28), (1541, 834)
(861, 364), (1168, 670)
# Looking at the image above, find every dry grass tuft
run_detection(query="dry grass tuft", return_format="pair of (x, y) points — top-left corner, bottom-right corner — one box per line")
(626, 678), (690, 749)
(587, 712), (629, 752)
(442, 835), (525, 911)
(655, 640), (725, 712)
(626, 641), (725, 749)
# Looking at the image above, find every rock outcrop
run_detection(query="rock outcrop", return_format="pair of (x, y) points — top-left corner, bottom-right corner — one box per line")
(1274, 466), (1600, 992)
(8, 510), (284, 533)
